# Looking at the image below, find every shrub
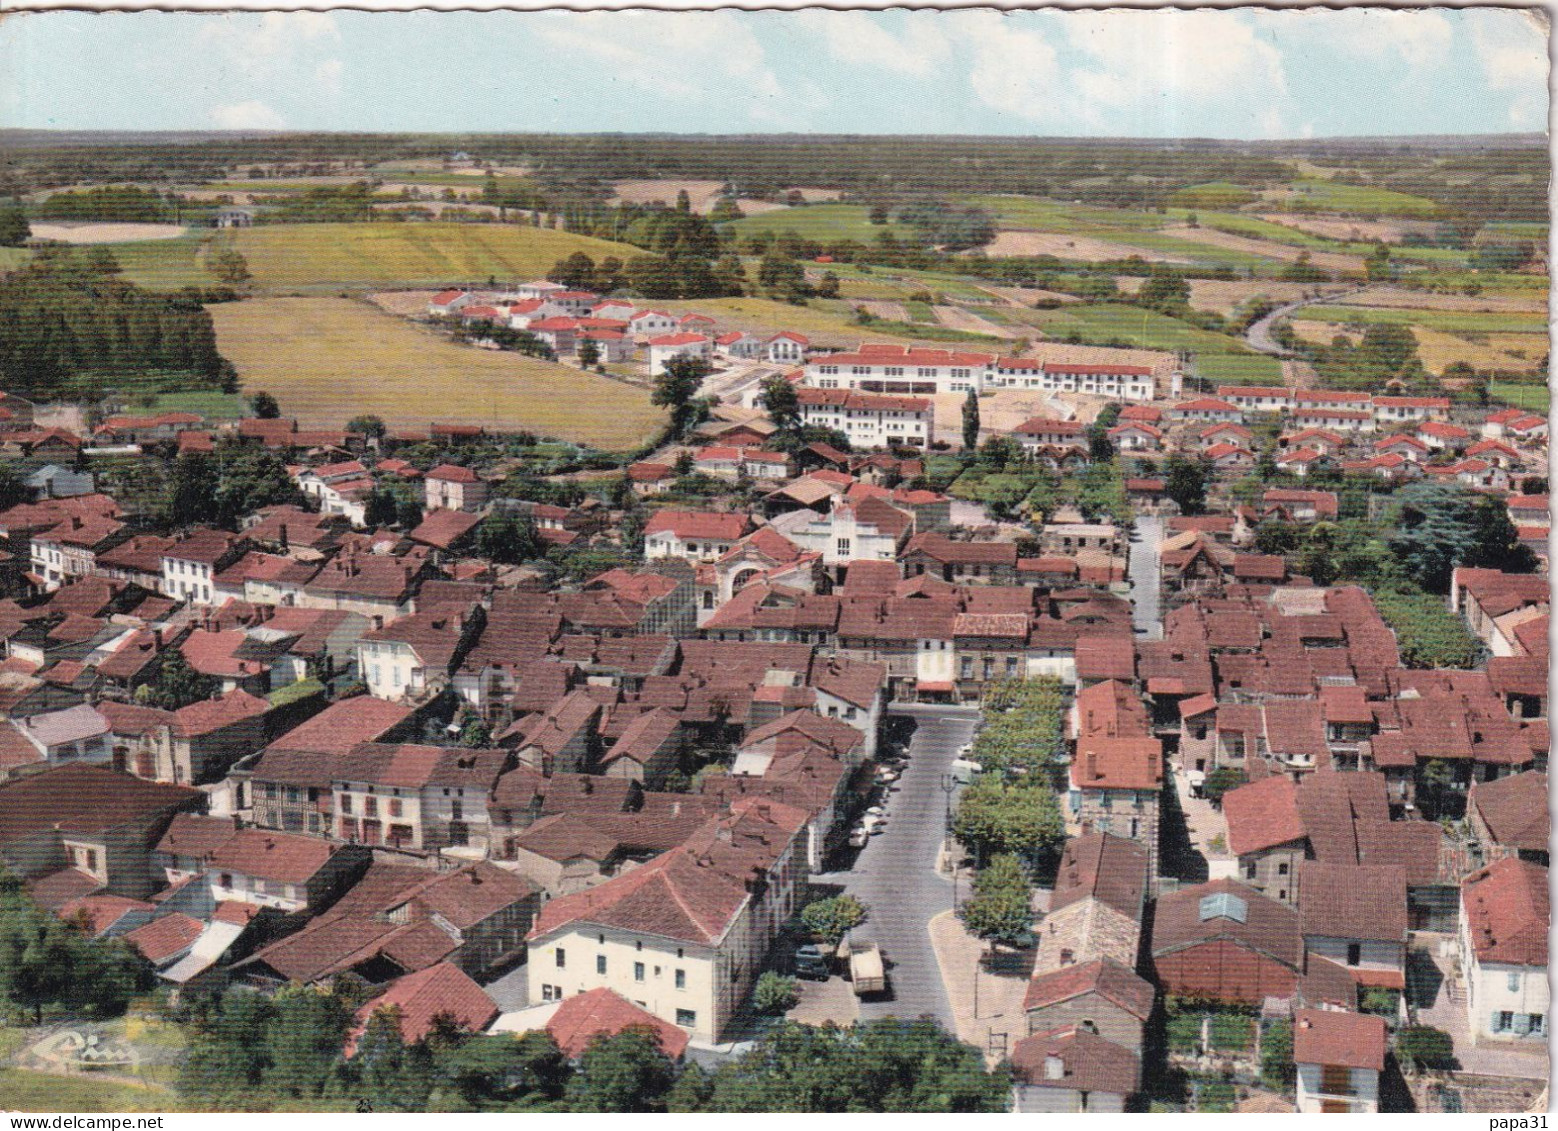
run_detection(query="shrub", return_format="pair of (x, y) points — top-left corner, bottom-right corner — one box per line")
(752, 972), (800, 1016)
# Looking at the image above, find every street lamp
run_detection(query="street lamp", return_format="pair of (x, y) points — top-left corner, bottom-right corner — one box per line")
(940, 773), (960, 907)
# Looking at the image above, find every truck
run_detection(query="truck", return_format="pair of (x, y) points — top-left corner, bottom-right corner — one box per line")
(843, 938), (886, 996)
(949, 757), (982, 785)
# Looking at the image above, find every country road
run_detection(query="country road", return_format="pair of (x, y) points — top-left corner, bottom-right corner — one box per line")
(1243, 287), (1365, 356)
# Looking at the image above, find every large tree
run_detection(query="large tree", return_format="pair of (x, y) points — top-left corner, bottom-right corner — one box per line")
(1164, 452), (1209, 515)
(1387, 480), (1537, 593)
(759, 374), (802, 440)
(952, 775), (1065, 869)
(958, 853), (1033, 947)
(565, 1028), (678, 1113)
(961, 389), (981, 451)
(652, 355), (710, 439)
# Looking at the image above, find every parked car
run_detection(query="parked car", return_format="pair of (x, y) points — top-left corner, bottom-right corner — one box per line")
(848, 826), (870, 848)
(794, 943), (833, 980)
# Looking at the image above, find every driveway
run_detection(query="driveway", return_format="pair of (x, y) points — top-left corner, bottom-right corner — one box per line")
(814, 704), (978, 1030)
(1129, 515), (1163, 639)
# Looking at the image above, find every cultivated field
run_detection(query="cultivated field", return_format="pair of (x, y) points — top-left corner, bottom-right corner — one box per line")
(1410, 327), (1545, 375)
(1158, 223), (1367, 275)
(209, 297), (663, 450)
(978, 230), (1191, 264)
(1333, 286), (1548, 315)
(609, 179), (782, 216)
(1114, 277), (1337, 316)
(724, 203), (914, 245)
(110, 222), (641, 293)
(30, 222), (188, 243)
(1254, 213), (1434, 245)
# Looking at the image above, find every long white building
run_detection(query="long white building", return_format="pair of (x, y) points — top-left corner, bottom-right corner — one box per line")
(804, 344), (1171, 402)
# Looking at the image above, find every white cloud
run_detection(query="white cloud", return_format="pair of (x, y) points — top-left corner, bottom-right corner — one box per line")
(949, 10), (1292, 137)
(1276, 9), (1454, 72)
(533, 12), (792, 126)
(1469, 10), (1548, 129)
(197, 12), (339, 65)
(209, 100), (287, 130)
(316, 58), (344, 97)
(793, 11), (950, 79)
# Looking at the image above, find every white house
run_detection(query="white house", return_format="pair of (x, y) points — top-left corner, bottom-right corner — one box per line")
(795, 387), (932, 450)
(1459, 858), (1549, 1046)
(763, 332), (809, 364)
(428, 290), (471, 317)
(1293, 1009), (1386, 1114)
(643, 510), (751, 562)
(1218, 386), (1295, 414)
(805, 344), (993, 395)
(629, 310), (679, 339)
(648, 333), (712, 376)
(716, 331), (764, 360)
(781, 496), (912, 567)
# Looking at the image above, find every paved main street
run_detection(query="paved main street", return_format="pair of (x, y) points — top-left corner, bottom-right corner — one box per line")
(814, 704), (978, 1031)
(1129, 514), (1163, 639)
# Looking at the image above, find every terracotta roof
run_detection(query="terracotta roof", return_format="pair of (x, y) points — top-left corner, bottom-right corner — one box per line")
(642, 509), (749, 542)
(1010, 1027), (1139, 1096)
(207, 828), (340, 885)
(426, 463), (480, 484)
(125, 913), (205, 964)
(1298, 862), (1407, 943)
(269, 696), (414, 756)
(1022, 956), (1154, 1020)
(1469, 771), (1549, 854)
(409, 509), (482, 550)
(1050, 833), (1148, 920)
(26, 867), (103, 911)
(0, 764), (200, 846)
(546, 986), (690, 1059)
(1293, 1009), (1387, 1072)
(1461, 857), (1548, 967)
(155, 814), (239, 860)
(58, 894), (153, 936)
(173, 689), (269, 738)
(1152, 878), (1302, 970)
(347, 963), (497, 1055)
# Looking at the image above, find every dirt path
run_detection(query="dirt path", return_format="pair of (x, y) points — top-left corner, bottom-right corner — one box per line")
(933, 305), (1017, 339)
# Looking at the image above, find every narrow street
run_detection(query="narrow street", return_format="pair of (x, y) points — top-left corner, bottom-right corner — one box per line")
(1129, 514), (1163, 639)
(814, 704), (977, 1030)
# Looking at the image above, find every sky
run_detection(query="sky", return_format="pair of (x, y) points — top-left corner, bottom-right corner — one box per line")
(0, 7), (1548, 140)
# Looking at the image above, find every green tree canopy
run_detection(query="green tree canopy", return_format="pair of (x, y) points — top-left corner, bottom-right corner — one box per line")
(799, 894), (868, 944)
(958, 853), (1033, 946)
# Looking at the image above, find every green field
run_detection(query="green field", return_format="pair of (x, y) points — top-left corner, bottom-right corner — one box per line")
(1195, 353), (1287, 385)
(1012, 303), (1260, 356)
(723, 203), (912, 244)
(1303, 304), (1547, 335)
(1167, 182), (1258, 209)
(210, 297), (663, 450)
(1282, 179), (1444, 218)
(147, 390), (249, 418)
(109, 222), (641, 293)
(962, 194), (1165, 234)
(1490, 381), (1551, 412)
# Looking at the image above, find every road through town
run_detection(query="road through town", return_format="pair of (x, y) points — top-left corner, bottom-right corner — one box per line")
(815, 704), (978, 1030)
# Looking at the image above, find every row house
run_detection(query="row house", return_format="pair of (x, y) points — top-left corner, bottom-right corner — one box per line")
(692, 446), (793, 482)
(795, 387), (933, 450)
(161, 530), (250, 606)
(30, 513), (127, 591)
(806, 344), (991, 395)
(357, 603), (484, 703)
(901, 532), (1019, 585)
(648, 333), (712, 376)
(206, 828), (370, 913)
(643, 510), (751, 563)
(333, 742), (510, 853)
(424, 464), (488, 513)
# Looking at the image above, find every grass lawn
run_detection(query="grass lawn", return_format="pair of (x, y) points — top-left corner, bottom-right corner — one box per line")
(209, 297), (663, 451)
(1490, 381), (1550, 412)
(1303, 304), (1546, 335)
(111, 222), (640, 293)
(0, 1068), (180, 1112)
(723, 203), (913, 244)
(0, 247), (31, 272)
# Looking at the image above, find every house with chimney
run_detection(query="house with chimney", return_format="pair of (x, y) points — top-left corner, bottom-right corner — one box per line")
(206, 828), (370, 913)
(332, 743), (510, 853)
(356, 603), (484, 702)
(1293, 1009), (1387, 1114)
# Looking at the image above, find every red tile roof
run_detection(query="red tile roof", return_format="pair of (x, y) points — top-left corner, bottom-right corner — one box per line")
(1293, 1009), (1386, 1072)
(1022, 956), (1154, 1019)
(1010, 1027), (1139, 1096)
(643, 509), (749, 542)
(125, 913), (205, 964)
(1298, 862), (1407, 943)
(1223, 776), (1304, 857)
(546, 986), (690, 1059)
(347, 962), (497, 1055)
(207, 828), (340, 885)
(172, 689), (269, 738)
(1461, 857), (1548, 967)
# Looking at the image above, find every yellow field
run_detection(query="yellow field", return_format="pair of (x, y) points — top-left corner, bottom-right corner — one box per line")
(1411, 327), (1547, 376)
(210, 297), (663, 450)
(113, 223), (641, 293)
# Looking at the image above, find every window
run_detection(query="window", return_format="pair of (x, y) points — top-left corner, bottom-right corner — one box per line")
(1531, 1014), (1545, 1036)
(634, 962), (645, 982)
(1243, 861), (1257, 881)
(219, 873), (233, 888)
(596, 955), (607, 975)
(675, 969), (686, 989)
(388, 798), (402, 818)
(1494, 1011), (1514, 1033)
(555, 948), (566, 969)
(1509, 972), (1522, 992)
(1277, 862), (1289, 876)
(676, 1009), (697, 1027)
(836, 538), (851, 556)
(340, 794), (353, 815)
(1346, 943), (1361, 967)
